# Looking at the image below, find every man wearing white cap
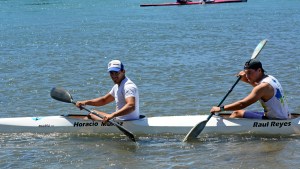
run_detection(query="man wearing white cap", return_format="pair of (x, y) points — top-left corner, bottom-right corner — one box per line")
(76, 60), (140, 123)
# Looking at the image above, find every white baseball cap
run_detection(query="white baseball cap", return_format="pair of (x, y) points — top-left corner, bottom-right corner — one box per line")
(107, 60), (124, 72)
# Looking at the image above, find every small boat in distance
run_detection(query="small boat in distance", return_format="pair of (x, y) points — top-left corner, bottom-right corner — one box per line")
(140, 0), (247, 7)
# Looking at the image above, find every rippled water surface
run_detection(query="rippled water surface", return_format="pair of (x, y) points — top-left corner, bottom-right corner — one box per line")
(1, 0), (300, 168)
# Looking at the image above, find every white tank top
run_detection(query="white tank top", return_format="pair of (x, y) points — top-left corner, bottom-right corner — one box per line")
(259, 75), (290, 119)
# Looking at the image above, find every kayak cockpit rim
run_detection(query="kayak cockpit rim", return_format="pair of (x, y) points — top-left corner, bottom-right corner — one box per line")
(61, 113), (300, 120)
(61, 114), (147, 120)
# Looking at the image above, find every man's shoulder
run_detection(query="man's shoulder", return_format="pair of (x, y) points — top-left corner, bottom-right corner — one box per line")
(255, 82), (273, 95)
(124, 78), (137, 87)
(124, 82), (138, 90)
(123, 78), (138, 96)
(256, 81), (272, 89)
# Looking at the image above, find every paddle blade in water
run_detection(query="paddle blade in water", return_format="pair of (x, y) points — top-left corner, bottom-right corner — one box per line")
(50, 87), (73, 103)
(115, 124), (136, 142)
(183, 120), (208, 142)
(90, 111), (136, 142)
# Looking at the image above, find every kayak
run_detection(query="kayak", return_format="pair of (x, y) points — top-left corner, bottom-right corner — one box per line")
(140, 0), (247, 7)
(0, 113), (299, 136)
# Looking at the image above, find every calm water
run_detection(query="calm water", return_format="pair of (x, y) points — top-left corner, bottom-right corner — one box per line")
(1, 0), (300, 168)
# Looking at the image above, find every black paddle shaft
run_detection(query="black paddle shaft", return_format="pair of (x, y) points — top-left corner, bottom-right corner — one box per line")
(207, 76), (241, 119)
(217, 76), (241, 107)
(182, 76), (242, 142)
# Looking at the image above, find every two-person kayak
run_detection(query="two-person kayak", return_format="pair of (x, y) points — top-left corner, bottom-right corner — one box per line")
(0, 113), (299, 136)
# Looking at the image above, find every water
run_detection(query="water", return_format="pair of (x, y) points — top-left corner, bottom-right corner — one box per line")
(1, 0), (300, 168)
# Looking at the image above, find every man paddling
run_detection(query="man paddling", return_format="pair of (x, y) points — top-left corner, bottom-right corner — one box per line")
(210, 59), (290, 119)
(76, 60), (140, 123)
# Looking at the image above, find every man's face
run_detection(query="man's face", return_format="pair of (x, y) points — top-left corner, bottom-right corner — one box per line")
(109, 70), (125, 84)
(244, 68), (259, 83)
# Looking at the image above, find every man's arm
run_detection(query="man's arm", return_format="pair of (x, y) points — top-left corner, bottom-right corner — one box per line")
(98, 96), (136, 122)
(211, 83), (269, 113)
(110, 97), (136, 118)
(224, 83), (269, 111)
(76, 93), (115, 108)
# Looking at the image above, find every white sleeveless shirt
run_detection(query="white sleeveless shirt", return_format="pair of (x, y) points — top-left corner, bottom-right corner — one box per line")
(109, 77), (140, 120)
(259, 75), (289, 119)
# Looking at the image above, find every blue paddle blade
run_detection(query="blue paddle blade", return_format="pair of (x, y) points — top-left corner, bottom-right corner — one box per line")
(50, 87), (73, 103)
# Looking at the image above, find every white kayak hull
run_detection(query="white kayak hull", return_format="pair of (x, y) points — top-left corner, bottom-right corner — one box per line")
(0, 114), (299, 136)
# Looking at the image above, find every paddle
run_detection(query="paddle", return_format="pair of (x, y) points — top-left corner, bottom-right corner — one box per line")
(183, 39), (268, 142)
(50, 87), (136, 142)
